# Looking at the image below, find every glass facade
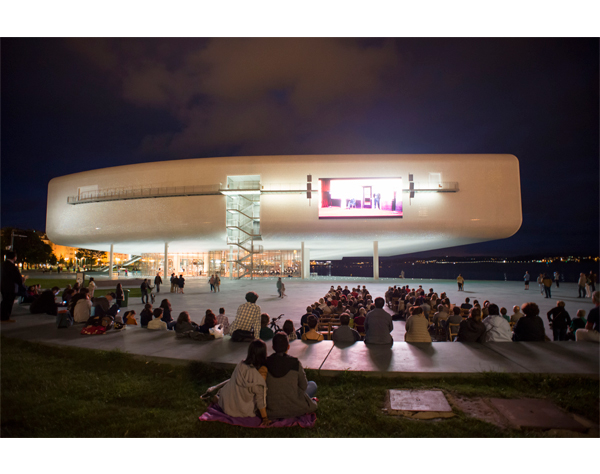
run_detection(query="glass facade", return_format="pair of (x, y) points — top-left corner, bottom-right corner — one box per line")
(140, 249), (302, 278)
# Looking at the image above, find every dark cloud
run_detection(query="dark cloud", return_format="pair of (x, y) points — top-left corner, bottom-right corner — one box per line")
(1, 38), (598, 256)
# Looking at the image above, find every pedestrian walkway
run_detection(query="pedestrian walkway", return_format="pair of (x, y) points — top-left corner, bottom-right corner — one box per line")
(2, 277), (598, 377)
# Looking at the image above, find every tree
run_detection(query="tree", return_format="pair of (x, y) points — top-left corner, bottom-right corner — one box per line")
(76, 248), (107, 267)
(1, 228), (54, 266)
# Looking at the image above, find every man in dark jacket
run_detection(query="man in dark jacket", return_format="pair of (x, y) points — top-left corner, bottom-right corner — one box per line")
(140, 279), (149, 304)
(546, 301), (571, 341)
(265, 332), (318, 419)
(154, 273), (162, 293)
(1, 251), (27, 322)
(513, 302), (546, 341)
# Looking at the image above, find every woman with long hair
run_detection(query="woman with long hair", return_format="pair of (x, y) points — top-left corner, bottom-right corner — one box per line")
(216, 340), (270, 425)
(159, 299), (175, 329)
(198, 309), (217, 334)
(115, 283), (124, 307)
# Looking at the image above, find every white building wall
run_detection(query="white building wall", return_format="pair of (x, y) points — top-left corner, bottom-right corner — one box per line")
(46, 154), (522, 259)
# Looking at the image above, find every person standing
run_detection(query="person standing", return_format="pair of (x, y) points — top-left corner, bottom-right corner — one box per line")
(373, 193), (381, 209)
(1, 251), (27, 323)
(141, 278), (149, 304)
(209, 275), (215, 292)
(542, 274), (553, 298)
(523, 271), (530, 290)
(178, 274), (185, 294)
(578, 273), (587, 298)
(214, 274), (221, 292)
(546, 301), (571, 341)
(553, 271), (560, 288)
(537, 273), (544, 294)
(154, 272), (162, 294)
(276, 277), (282, 298)
(87, 277), (97, 298)
(456, 274), (464, 291)
(170, 273), (176, 293)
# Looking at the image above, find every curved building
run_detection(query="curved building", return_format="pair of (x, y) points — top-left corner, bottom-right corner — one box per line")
(46, 154), (522, 278)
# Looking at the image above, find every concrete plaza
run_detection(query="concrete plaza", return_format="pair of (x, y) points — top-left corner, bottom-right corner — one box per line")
(2, 276), (598, 377)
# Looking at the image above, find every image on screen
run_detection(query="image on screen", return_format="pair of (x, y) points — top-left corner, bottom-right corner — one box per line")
(319, 178), (403, 219)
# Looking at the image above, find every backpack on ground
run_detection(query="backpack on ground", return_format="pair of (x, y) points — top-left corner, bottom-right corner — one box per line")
(56, 310), (74, 329)
(231, 329), (255, 342)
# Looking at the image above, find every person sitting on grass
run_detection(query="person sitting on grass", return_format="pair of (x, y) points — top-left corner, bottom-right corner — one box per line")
(282, 319), (297, 341)
(140, 303), (153, 328)
(216, 339), (270, 426)
(332, 313), (360, 344)
(457, 307), (486, 343)
(483, 304), (512, 342)
(566, 309), (586, 341)
(513, 302), (546, 341)
(147, 308), (167, 330)
(301, 315), (324, 342)
(265, 332), (318, 420)
(30, 287), (61, 315)
(198, 309), (217, 334)
(404, 306), (432, 343)
(259, 313), (274, 340)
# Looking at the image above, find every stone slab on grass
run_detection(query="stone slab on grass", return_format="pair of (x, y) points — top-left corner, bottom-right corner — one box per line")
(489, 398), (587, 432)
(386, 389), (454, 419)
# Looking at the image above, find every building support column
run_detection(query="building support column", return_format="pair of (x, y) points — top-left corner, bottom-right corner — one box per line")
(164, 243), (169, 278)
(373, 240), (379, 280)
(301, 242), (310, 280)
(229, 246), (233, 280)
(109, 244), (115, 280)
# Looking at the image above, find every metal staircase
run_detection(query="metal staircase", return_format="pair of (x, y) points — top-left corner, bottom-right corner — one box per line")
(225, 189), (262, 279)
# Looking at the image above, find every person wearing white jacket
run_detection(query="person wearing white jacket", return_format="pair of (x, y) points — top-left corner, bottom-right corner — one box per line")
(483, 304), (513, 342)
(73, 294), (92, 323)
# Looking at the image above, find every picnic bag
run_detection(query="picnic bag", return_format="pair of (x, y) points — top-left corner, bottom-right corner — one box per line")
(209, 324), (224, 339)
(56, 310), (74, 329)
(231, 329), (255, 342)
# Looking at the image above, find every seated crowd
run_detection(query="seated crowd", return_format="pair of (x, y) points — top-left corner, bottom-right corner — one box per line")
(29, 278), (600, 345)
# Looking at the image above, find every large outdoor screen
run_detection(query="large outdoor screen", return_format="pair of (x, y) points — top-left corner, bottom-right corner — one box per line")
(319, 178), (403, 219)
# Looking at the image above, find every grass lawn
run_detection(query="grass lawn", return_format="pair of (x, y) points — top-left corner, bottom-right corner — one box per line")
(1, 336), (598, 437)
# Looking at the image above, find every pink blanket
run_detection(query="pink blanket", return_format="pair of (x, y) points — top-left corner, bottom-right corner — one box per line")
(199, 404), (317, 428)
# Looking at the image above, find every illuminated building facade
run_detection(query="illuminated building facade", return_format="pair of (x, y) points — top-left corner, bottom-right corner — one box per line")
(46, 154), (522, 278)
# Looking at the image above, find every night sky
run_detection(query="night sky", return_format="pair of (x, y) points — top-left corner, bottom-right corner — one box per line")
(2, 38), (598, 257)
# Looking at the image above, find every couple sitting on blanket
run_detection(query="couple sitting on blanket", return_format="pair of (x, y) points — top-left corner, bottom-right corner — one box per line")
(215, 332), (318, 426)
